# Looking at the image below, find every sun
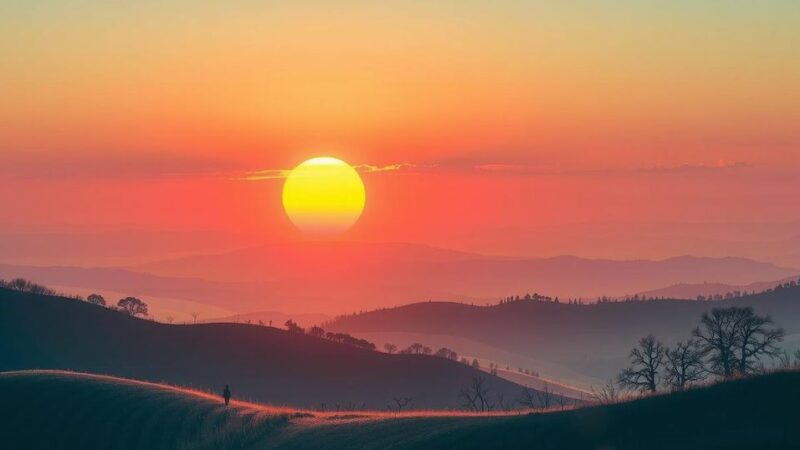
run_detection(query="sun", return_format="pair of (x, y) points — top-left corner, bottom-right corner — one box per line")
(282, 157), (366, 233)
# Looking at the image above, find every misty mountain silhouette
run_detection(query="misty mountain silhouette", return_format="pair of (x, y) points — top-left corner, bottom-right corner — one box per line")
(330, 282), (800, 384)
(2, 244), (795, 314)
(138, 243), (797, 311)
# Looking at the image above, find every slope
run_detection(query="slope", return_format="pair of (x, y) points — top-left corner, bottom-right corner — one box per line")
(0, 288), (544, 409)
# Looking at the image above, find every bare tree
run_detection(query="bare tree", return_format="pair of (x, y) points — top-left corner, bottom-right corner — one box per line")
(535, 384), (554, 408)
(422, 346), (432, 355)
(389, 396), (412, 413)
(590, 379), (618, 405)
(555, 394), (568, 410)
(308, 326), (325, 338)
(117, 297), (148, 317)
(617, 334), (665, 393)
(404, 343), (424, 354)
(733, 308), (784, 374)
(694, 307), (784, 377)
(165, 316), (175, 324)
(663, 339), (706, 390)
(190, 312), (199, 324)
(383, 343), (397, 354)
(86, 294), (106, 306)
(459, 376), (492, 412)
(495, 392), (511, 411)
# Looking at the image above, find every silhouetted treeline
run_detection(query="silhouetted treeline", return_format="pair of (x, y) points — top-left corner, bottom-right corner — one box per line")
(280, 320), (377, 351)
(499, 276), (800, 307)
(0, 278), (57, 296)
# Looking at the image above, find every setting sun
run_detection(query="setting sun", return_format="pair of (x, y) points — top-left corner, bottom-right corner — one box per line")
(282, 157), (366, 233)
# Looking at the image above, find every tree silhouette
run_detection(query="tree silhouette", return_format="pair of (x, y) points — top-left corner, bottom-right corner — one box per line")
(284, 320), (304, 334)
(663, 339), (706, 390)
(434, 347), (458, 360)
(732, 308), (784, 374)
(518, 385), (553, 409)
(117, 297), (148, 317)
(693, 307), (784, 377)
(403, 343), (425, 354)
(383, 343), (397, 354)
(1, 278), (56, 296)
(590, 379), (618, 405)
(389, 396), (412, 413)
(459, 376), (492, 412)
(86, 294), (106, 306)
(617, 334), (664, 393)
(308, 326), (325, 338)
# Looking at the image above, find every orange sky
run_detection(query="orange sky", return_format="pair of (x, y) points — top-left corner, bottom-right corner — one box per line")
(1, 1), (799, 264)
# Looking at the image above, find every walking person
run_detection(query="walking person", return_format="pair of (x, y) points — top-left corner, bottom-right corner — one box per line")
(223, 384), (231, 406)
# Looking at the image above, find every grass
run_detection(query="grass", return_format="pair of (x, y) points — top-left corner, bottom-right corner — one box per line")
(1, 369), (798, 449)
(0, 371), (291, 450)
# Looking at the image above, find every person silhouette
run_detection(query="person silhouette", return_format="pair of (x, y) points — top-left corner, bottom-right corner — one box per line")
(223, 385), (231, 406)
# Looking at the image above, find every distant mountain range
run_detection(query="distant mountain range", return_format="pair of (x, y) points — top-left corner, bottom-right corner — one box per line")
(0, 288), (548, 409)
(136, 242), (798, 312)
(631, 276), (799, 300)
(1, 242), (796, 315)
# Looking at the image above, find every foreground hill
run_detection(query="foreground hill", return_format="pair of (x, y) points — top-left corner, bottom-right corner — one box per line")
(0, 288), (540, 409)
(1, 370), (797, 449)
(0, 371), (291, 450)
(330, 283), (800, 386)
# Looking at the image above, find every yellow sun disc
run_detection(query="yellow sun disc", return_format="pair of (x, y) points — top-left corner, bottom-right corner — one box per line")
(282, 157), (366, 233)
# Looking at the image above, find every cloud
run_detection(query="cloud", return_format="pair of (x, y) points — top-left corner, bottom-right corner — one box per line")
(471, 160), (753, 176)
(0, 151), (242, 180)
(232, 169), (293, 181)
(234, 162), (422, 181)
(353, 163), (420, 173)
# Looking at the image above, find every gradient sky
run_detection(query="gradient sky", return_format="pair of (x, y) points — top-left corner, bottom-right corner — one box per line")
(1, 1), (799, 264)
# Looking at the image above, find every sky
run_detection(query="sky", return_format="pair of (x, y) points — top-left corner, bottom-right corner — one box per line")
(1, 1), (799, 265)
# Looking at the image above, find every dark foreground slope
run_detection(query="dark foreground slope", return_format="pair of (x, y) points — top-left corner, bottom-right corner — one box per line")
(0, 371), (291, 450)
(0, 288), (537, 409)
(271, 371), (800, 450)
(1, 370), (798, 450)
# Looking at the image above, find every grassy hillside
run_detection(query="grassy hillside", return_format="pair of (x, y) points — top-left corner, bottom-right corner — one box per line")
(0, 288), (546, 409)
(2, 370), (798, 450)
(269, 370), (800, 450)
(330, 283), (800, 384)
(0, 371), (291, 450)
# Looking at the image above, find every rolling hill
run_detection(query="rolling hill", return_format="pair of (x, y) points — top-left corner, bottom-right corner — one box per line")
(0, 287), (547, 410)
(329, 282), (800, 386)
(0, 370), (292, 450)
(2, 369), (797, 449)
